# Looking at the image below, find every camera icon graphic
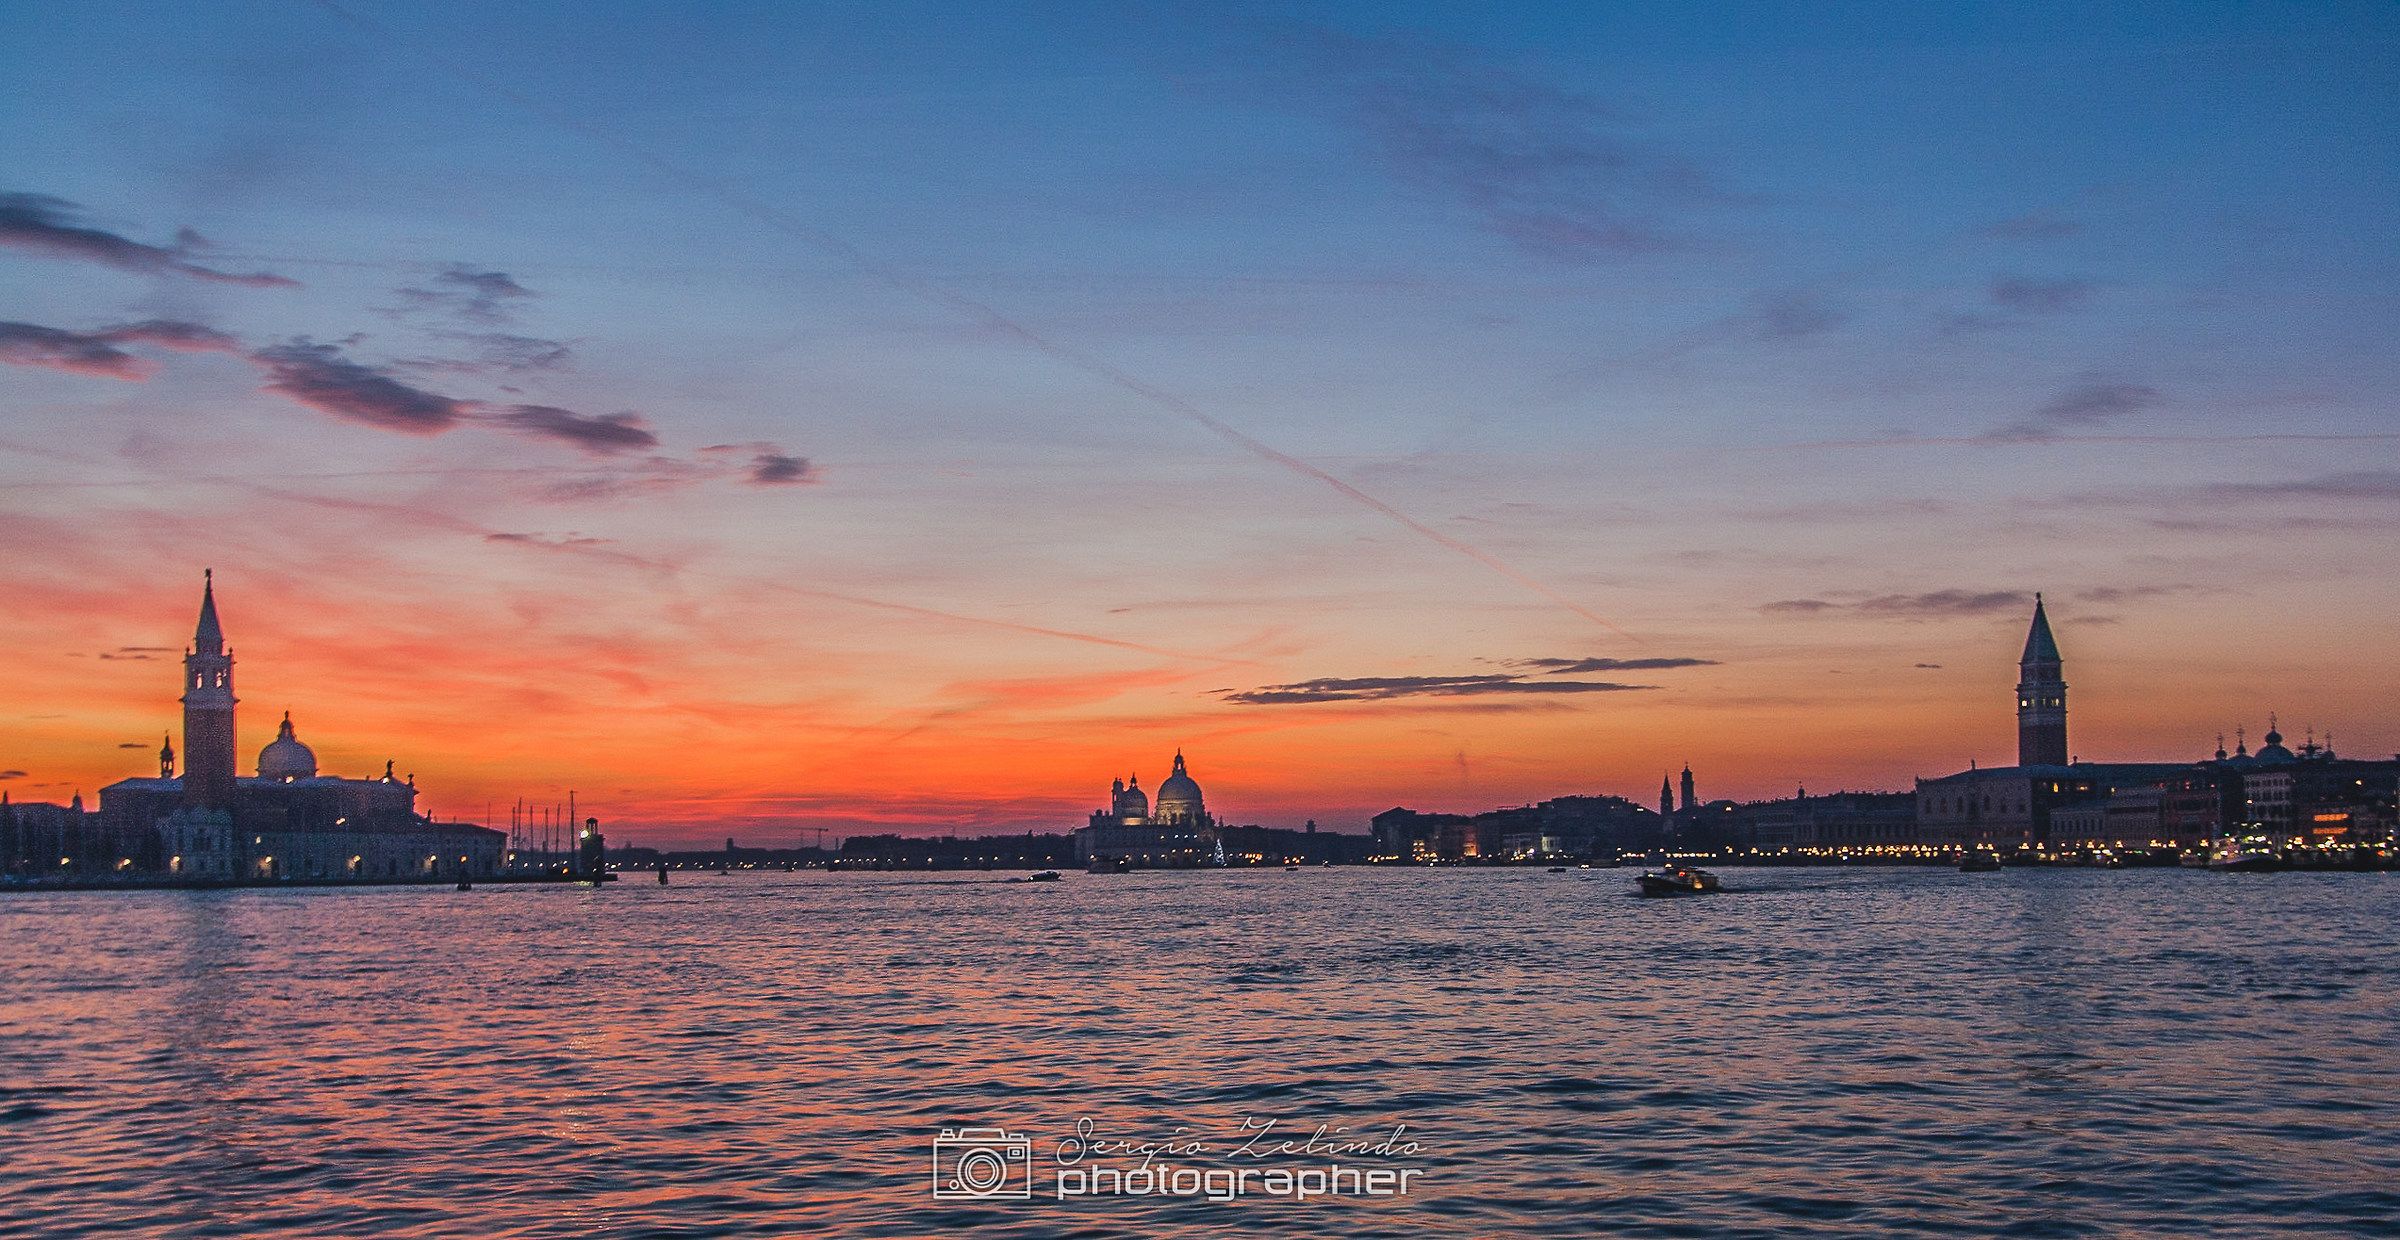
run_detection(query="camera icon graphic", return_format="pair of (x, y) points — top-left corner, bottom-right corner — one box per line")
(931, 1127), (1033, 1200)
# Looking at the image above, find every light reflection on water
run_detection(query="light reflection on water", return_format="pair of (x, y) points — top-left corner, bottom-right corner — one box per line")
(2, 867), (2396, 1237)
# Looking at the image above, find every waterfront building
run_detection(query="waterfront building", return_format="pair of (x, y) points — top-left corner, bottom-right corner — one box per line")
(95, 574), (503, 880)
(1074, 751), (1218, 867)
(1370, 795), (1661, 861)
(1916, 598), (2396, 849)
(1916, 598), (2187, 848)
(1744, 790), (1916, 849)
(2206, 726), (2397, 841)
(1, 793), (96, 878)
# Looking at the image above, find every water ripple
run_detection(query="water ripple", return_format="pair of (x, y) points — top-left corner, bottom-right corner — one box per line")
(2, 868), (2396, 1237)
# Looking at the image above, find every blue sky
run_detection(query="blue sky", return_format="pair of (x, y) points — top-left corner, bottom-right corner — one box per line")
(3, 2), (2395, 838)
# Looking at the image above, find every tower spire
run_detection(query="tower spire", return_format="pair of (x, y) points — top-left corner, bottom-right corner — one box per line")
(193, 568), (224, 656)
(180, 571), (238, 809)
(2016, 594), (2067, 766)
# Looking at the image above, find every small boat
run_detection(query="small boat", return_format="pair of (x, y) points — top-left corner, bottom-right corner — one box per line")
(1285, 863), (1300, 871)
(1027, 870), (1062, 882)
(1637, 864), (1720, 896)
(1958, 850), (2003, 872)
(1546, 866), (1568, 873)
(2178, 850), (2209, 869)
(2206, 839), (2284, 873)
(455, 878), (473, 891)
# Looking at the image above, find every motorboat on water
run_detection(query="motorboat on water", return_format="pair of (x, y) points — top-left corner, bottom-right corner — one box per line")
(2205, 839), (2285, 873)
(1636, 864), (1720, 896)
(1958, 850), (2003, 872)
(1028, 870), (1062, 882)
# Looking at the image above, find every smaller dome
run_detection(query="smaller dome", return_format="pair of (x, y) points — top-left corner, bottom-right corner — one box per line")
(256, 712), (317, 781)
(2253, 719), (2296, 764)
(1113, 775), (1148, 818)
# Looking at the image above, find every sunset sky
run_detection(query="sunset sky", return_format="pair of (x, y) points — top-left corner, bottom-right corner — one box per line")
(4, 3), (2395, 845)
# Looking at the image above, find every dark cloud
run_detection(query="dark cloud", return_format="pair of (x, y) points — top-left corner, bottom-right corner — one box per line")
(1224, 673), (1654, 704)
(490, 405), (659, 455)
(2220, 472), (2400, 501)
(1986, 376), (2162, 442)
(103, 320), (246, 354)
(439, 267), (533, 307)
(1989, 276), (2090, 314)
(1914, 663), (1943, 669)
(485, 532), (609, 547)
(394, 265), (538, 324)
(2077, 585), (2192, 604)
(1857, 590), (2027, 616)
(0, 193), (297, 286)
(1765, 592), (2026, 618)
(749, 453), (816, 485)
(0, 321), (150, 379)
(453, 332), (572, 371)
(1277, 30), (1737, 261)
(382, 265), (568, 373)
(1983, 211), (2080, 241)
(0, 770), (24, 780)
(0, 318), (249, 380)
(251, 340), (467, 434)
(117, 743), (147, 749)
(1517, 656), (1717, 674)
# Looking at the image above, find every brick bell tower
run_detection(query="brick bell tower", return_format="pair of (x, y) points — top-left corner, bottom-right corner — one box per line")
(2016, 594), (2067, 767)
(180, 570), (239, 810)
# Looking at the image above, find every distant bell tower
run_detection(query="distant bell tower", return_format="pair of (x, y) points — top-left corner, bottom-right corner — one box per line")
(1679, 764), (1696, 812)
(158, 732), (175, 779)
(2017, 593), (2068, 767)
(1659, 773), (1674, 819)
(180, 570), (239, 810)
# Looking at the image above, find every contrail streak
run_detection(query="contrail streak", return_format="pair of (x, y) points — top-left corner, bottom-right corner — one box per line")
(306, 0), (1632, 641)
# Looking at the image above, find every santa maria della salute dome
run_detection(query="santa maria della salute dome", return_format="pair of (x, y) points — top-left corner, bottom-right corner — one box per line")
(1152, 752), (1205, 825)
(1078, 750), (1217, 868)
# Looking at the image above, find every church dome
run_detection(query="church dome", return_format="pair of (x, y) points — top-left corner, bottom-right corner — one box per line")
(257, 713), (317, 781)
(1113, 776), (1149, 818)
(2254, 722), (2296, 764)
(1153, 751), (1204, 821)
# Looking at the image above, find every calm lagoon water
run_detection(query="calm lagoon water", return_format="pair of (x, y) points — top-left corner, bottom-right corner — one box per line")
(3, 867), (2396, 1238)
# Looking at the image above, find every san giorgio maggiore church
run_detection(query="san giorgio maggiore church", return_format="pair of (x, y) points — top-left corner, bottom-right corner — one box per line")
(1077, 751), (1221, 868)
(95, 573), (504, 880)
